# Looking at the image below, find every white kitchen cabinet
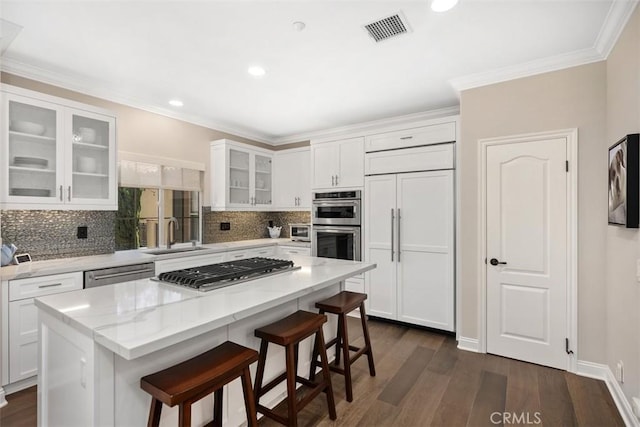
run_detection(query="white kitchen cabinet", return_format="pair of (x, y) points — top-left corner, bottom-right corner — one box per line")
(364, 170), (454, 331)
(365, 121), (456, 152)
(7, 271), (83, 384)
(1, 85), (117, 210)
(273, 148), (310, 209)
(310, 137), (364, 189)
(210, 139), (274, 211)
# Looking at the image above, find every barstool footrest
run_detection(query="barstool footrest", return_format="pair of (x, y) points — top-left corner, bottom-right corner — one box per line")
(258, 371), (288, 396)
(256, 404), (288, 425)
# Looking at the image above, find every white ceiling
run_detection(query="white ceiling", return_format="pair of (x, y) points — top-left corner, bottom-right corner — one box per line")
(0, 1), (636, 144)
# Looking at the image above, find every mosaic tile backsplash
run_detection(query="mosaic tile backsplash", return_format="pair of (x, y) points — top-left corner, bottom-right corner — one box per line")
(1, 209), (308, 261)
(1, 210), (116, 261)
(203, 208), (311, 243)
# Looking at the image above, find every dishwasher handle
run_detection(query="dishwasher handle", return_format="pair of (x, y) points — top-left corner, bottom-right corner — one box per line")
(84, 263), (156, 288)
(89, 268), (155, 281)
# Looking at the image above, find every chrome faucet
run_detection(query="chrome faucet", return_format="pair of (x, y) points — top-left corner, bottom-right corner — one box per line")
(167, 217), (179, 249)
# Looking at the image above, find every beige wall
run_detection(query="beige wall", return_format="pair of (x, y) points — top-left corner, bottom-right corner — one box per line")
(0, 73), (308, 205)
(459, 62), (608, 363)
(606, 6), (640, 403)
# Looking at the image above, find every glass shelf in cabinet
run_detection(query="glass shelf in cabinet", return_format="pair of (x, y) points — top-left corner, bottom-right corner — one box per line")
(73, 172), (108, 178)
(9, 131), (56, 142)
(73, 141), (108, 150)
(9, 166), (55, 174)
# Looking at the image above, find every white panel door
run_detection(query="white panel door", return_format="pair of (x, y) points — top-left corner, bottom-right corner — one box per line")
(396, 171), (454, 330)
(486, 137), (568, 369)
(364, 174), (397, 319)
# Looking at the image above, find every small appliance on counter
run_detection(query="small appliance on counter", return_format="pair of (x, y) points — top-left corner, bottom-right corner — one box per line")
(289, 223), (311, 242)
(0, 244), (30, 266)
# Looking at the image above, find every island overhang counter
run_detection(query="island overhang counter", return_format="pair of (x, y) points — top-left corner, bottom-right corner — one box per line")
(35, 255), (375, 427)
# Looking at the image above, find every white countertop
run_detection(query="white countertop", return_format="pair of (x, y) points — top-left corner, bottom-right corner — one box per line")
(34, 255), (373, 360)
(0, 238), (310, 282)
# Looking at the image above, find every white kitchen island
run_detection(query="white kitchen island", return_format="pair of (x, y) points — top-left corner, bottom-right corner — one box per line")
(34, 255), (374, 427)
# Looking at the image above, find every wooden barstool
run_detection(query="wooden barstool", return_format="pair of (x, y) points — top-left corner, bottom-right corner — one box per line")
(254, 310), (337, 426)
(309, 291), (376, 402)
(140, 341), (259, 427)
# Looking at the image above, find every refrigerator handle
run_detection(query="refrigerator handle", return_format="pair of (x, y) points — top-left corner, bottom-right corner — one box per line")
(397, 208), (401, 263)
(391, 208), (395, 262)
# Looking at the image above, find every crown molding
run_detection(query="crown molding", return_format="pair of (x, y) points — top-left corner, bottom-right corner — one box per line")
(273, 106), (460, 145)
(449, 46), (604, 93)
(449, 0), (639, 93)
(0, 56), (275, 145)
(594, 0), (639, 57)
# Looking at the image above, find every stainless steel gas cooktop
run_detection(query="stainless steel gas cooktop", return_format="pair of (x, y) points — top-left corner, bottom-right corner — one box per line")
(154, 257), (299, 291)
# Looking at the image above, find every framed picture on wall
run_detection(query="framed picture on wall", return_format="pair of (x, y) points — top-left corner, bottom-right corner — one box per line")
(608, 133), (639, 228)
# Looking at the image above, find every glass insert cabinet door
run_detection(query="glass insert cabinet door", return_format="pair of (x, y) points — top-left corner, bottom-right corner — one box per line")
(5, 96), (63, 202)
(68, 110), (115, 203)
(229, 148), (250, 205)
(254, 154), (272, 206)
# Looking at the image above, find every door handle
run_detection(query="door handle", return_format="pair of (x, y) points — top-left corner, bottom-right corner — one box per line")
(390, 208), (395, 262)
(59, 185), (63, 201)
(331, 175), (335, 186)
(68, 185), (71, 201)
(335, 175), (339, 185)
(489, 258), (507, 266)
(397, 208), (401, 263)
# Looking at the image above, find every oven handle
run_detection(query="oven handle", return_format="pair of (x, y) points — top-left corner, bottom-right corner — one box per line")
(313, 226), (360, 234)
(313, 200), (360, 207)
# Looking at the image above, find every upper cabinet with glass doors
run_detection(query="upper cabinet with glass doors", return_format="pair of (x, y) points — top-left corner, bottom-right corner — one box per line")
(1, 85), (117, 210)
(210, 139), (273, 210)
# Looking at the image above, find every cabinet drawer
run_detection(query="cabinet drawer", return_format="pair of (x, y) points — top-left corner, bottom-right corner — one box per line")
(225, 246), (276, 261)
(155, 253), (225, 275)
(246, 246), (276, 258)
(9, 271), (83, 301)
(365, 143), (454, 175)
(278, 246), (311, 256)
(365, 122), (456, 153)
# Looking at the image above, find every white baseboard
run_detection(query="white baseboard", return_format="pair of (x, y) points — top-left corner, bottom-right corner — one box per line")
(457, 336), (480, 353)
(4, 376), (37, 395)
(576, 360), (639, 427)
(0, 387), (6, 408)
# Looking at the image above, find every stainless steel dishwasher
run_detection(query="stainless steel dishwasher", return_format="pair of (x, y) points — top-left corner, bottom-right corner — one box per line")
(84, 262), (155, 288)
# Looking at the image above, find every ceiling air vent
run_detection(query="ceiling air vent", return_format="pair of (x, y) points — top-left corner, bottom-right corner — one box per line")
(364, 13), (410, 43)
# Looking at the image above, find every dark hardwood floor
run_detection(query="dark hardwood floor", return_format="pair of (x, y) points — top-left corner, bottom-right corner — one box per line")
(0, 318), (623, 426)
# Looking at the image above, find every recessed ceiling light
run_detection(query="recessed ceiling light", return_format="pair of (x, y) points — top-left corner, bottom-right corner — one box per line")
(293, 21), (306, 32)
(168, 99), (183, 107)
(431, 0), (458, 12)
(248, 66), (266, 78)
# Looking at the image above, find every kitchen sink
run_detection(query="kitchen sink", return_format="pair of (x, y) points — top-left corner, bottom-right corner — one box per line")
(145, 247), (207, 255)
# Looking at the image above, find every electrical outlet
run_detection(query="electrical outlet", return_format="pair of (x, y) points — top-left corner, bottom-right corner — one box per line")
(77, 226), (88, 239)
(220, 222), (231, 231)
(616, 361), (624, 383)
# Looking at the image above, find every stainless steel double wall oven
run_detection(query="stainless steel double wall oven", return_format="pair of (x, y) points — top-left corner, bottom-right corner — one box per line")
(312, 190), (361, 261)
